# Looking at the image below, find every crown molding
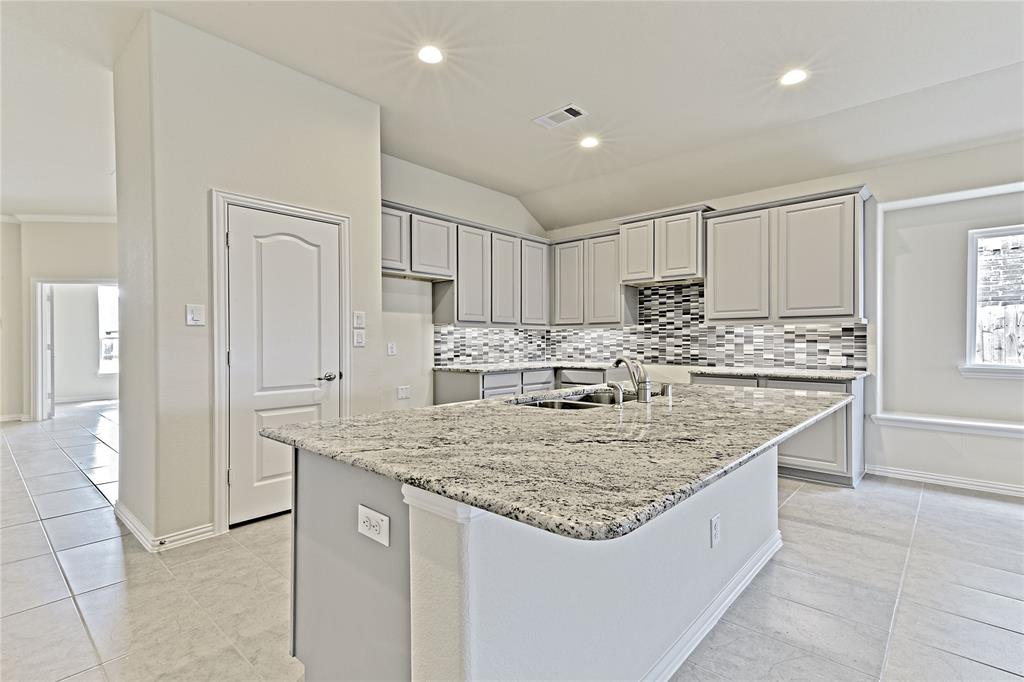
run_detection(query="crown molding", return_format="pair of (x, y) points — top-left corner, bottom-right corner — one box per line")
(12, 214), (117, 224)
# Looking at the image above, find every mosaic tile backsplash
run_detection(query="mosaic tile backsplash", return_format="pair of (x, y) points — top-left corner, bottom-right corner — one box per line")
(434, 282), (868, 370)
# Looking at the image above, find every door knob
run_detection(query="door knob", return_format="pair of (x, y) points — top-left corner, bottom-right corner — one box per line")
(317, 371), (337, 382)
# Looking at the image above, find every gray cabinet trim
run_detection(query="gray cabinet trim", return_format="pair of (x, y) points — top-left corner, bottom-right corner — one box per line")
(703, 185), (870, 219)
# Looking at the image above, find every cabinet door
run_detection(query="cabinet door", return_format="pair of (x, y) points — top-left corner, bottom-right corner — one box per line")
(457, 226), (491, 322)
(777, 195), (855, 317)
(655, 212), (701, 279)
(521, 241), (550, 325)
(585, 235), (621, 324)
(705, 210), (771, 320)
(491, 234), (521, 324)
(554, 241), (585, 324)
(410, 215), (455, 277)
(765, 380), (849, 474)
(381, 208), (410, 271)
(619, 220), (655, 282)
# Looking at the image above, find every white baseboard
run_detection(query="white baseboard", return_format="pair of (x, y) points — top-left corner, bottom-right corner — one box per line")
(0, 414), (27, 422)
(866, 465), (1023, 498)
(644, 530), (783, 681)
(115, 502), (222, 552)
(55, 394), (118, 405)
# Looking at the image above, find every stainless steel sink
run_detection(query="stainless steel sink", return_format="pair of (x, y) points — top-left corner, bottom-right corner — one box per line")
(520, 400), (605, 410)
(572, 392), (637, 405)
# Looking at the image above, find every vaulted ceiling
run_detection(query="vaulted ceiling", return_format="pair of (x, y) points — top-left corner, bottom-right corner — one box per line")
(3, 1), (1022, 226)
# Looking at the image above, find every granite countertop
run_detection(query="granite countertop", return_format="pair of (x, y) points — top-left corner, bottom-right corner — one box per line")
(261, 383), (851, 541)
(687, 366), (870, 381)
(433, 361), (615, 373)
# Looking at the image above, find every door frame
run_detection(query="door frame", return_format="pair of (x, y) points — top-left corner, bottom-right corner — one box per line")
(210, 189), (352, 535)
(30, 278), (118, 421)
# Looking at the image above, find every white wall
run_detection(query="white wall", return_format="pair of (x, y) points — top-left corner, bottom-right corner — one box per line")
(382, 154), (544, 237)
(380, 277), (434, 411)
(52, 283), (118, 402)
(1, 222), (23, 419)
(114, 12), (382, 538)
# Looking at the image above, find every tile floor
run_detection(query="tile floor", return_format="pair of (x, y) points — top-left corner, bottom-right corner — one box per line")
(3, 404), (1022, 681)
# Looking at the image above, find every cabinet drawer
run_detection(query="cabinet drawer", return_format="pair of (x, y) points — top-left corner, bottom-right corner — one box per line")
(482, 385), (521, 399)
(522, 381), (555, 394)
(763, 379), (847, 393)
(522, 369), (555, 385)
(482, 372), (521, 390)
(558, 369), (605, 385)
(691, 375), (758, 387)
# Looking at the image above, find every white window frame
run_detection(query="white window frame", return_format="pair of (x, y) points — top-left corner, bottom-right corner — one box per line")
(961, 223), (1024, 379)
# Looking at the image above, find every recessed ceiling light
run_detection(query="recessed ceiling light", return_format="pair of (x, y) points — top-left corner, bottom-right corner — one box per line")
(780, 69), (808, 86)
(579, 136), (600, 149)
(417, 45), (444, 64)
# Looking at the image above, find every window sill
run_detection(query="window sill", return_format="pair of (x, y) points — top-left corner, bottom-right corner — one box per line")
(958, 364), (1024, 380)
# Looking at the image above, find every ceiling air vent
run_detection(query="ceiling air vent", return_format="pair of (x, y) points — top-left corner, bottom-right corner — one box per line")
(533, 104), (588, 129)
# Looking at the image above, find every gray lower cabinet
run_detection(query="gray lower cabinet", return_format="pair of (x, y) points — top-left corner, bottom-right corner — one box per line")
(434, 369), (556, 404)
(705, 210), (771, 320)
(690, 374), (864, 486)
(457, 226), (491, 322)
(410, 215), (456, 278)
(521, 241), (550, 325)
(491, 233), (521, 324)
(554, 242), (585, 324)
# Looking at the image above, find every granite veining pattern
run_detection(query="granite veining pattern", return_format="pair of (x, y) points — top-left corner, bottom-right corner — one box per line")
(688, 367), (871, 382)
(261, 384), (851, 541)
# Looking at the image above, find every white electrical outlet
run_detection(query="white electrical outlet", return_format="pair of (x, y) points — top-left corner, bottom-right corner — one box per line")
(357, 505), (390, 547)
(353, 329), (366, 347)
(397, 385), (411, 400)
(710, 514), (721, 548)
(387, 342), (397, 356)
(352, 311), (366, 329)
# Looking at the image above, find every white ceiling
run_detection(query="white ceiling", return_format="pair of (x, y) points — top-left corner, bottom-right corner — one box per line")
(2, 1), (1023, 226)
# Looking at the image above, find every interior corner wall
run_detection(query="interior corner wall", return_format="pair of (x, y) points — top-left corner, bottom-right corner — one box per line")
(1, 222), (23, 419)
(114, 11), (382, 538)
(380, 277), (434, 411)
(381, 154), (545, 237)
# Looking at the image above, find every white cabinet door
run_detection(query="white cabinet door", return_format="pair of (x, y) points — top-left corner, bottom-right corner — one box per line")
(410, 215), (455, 278)
(227, 204), (341, 524)
(765, 379), (849, 474)
(585, 235), (621, 324)
(381, 208), (410, 271)
(706, 210), (771, 320)
(655, 212), (701, 279)
(777, 195), (855, 317)
(491, 233), (521, 324)
(554, 241), (585, 324)
(521, 240), (550, 325)
(457, 226), (491, 322)
(619, 220), (655, 282)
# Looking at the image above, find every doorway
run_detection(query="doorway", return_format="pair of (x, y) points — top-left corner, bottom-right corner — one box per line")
(212, 191), (351, 529)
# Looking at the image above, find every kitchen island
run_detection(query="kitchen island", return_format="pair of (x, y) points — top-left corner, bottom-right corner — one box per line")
(261, 383), (851, 681)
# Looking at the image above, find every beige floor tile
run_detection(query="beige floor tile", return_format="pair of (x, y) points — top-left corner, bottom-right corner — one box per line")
(101, 624), (258, 682)
(722, 584), (889, 677)
(63, 443), (119, 470)
(780, 488), (917, 545)
(883, 634), (1021, 681)
(913, 526), (1024, 575)
(907, 548), (1024, 601)
(0, 552), (70, 617)
(669, 660), (729, 682)
(894, 600), (1024, 675)
(58, 535), (168, 595)
(157, 532), (241, 569)
(0, 598), (100, 681)
(98, 482), (118, 505)
(15, 450), (78, 478)
(776, 517), (909, 591)
(777, 477), (803, 507)
(920, 483), (1024, 521)
(34, 485), (109, 519)
(24, 469), (94, 496)
(62, 665), (110, 681)
(171, 546), (288, 615)
(915, 504), (1024, 550)
(7, 439), (60, 454)
(688, 620), (874, 681)
(0, 521), (52, 565)
(53, 434), (102, 448)
(207, 590), (303, 681)
(903, 556), (1024, 632)
(83, 465), (119, 485)
(752, 560), (897, 630)
(231, 514), (291, 576)
(43, 507), (130, 551)
(0, 488), (39, 529)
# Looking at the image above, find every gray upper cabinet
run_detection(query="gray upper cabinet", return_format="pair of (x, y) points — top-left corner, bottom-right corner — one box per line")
(585, 235), (621, 324)
(491, 233), (521, 324)
(457, 226), (491, 322)
(521, 240), (549, 326)
(381, 208), (410, 272)
(777, 195), (855, 318)
(705, 210), (771, 320)
(619, 220), (655, 282)
(655, 212), (702, 279)
(554, 241), (585, 324)
(411, 215), (456, 278)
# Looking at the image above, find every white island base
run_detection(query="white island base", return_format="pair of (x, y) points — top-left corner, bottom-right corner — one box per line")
(291, 447), (780, 681)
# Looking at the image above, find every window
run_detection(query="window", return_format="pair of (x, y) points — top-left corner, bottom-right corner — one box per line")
(97, 285), (119, 375)
(963, 225), (1024, 378)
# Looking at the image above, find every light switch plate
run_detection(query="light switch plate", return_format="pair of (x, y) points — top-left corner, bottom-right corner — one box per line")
(710, 514), (721, 548)
(353, 329), (366, 347)
(353, 311), (366, 329)
(185, 304), (206, 326)
(357, 504), (390, 547)
(397, 385), (411, 400)
(387, 343), (397, 356)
